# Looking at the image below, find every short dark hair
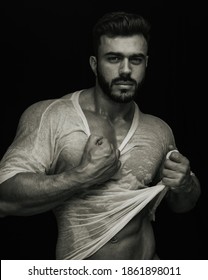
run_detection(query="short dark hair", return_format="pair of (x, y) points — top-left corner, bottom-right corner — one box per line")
(92, 11), (151, 56)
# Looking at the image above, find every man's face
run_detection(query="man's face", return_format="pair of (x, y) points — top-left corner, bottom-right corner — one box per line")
(95, 34), (148, 103)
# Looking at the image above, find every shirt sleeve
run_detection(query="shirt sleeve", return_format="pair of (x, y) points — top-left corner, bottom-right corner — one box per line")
(0, 99), (60, 184)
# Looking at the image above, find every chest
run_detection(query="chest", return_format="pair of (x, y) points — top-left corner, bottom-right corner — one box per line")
(54, 107), (165, 185)
(83, 110), (132, 149)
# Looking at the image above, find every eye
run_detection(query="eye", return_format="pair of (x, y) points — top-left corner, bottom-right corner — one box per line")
(107, 56), (122, 63)
(130, 56), (144, 65)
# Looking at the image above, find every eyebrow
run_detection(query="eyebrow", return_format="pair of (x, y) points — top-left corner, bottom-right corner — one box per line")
(104, 52), (147, 58)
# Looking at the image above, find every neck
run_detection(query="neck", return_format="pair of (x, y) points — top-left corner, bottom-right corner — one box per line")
(93, 85), (135, 122)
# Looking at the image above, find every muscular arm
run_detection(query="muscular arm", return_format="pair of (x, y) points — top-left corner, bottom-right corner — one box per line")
(0, 135), (120, 217)
(0, 169), (87, 217)
(162, 149), (201, 213)
(165, 173), (201, 213)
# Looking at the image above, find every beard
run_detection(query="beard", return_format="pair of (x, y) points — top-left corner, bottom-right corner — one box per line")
(97, 69), (145, 103)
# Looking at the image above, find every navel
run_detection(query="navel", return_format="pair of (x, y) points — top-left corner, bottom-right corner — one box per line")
(110, 235), (119, 243)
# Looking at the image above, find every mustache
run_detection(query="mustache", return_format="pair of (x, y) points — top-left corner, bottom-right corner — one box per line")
(111, 76), (137, 85)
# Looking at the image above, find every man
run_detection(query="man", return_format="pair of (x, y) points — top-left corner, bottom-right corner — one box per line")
(0, 11), (201, 260)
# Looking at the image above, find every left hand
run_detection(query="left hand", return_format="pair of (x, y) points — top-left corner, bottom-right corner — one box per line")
(162, 145), (192, 193)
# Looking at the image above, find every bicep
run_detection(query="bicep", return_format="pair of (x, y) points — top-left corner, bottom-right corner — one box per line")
(0, 103), (56, 183)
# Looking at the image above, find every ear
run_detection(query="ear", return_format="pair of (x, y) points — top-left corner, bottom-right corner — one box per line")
(89, 56), (97, 76)
(145, 56), (149, 68)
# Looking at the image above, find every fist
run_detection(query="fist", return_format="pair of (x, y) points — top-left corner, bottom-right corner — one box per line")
(162, 146), (191, 192)
(79, 134), (121, 185)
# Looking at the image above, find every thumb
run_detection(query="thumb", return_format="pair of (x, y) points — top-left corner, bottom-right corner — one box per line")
(166, 145), (178, 160)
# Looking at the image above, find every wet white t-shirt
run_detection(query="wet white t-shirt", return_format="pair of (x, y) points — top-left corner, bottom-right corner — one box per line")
(0, 90), (176, 259)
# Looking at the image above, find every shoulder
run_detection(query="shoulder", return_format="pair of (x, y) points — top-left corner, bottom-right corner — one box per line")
(140, 111), (172, 132)
(19, 92), (78, 125)
(139, 111), (175, 144)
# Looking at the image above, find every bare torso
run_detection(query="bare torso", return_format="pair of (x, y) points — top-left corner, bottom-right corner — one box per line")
(79, 89), (156, 260)
(85, 209), (156, 260)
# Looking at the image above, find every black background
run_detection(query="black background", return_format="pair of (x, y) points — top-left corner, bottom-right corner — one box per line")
(0, 0), (207, 260)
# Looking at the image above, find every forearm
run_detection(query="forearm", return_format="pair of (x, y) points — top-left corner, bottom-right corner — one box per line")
(0, 135), (120, 217)
(0, 168), (88, 217)
(166, 174), (201, 213)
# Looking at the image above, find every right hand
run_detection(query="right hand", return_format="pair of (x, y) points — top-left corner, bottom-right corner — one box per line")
(78, 134), (121, 185)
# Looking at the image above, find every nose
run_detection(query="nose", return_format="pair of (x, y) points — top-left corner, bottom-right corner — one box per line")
(119, 58), (131, 75)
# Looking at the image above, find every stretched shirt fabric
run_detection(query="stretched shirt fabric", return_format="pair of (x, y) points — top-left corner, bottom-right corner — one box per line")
(0, 90), (175, 259)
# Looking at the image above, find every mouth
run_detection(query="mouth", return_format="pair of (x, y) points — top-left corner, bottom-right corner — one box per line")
(114, 81), (134, 86)
(113, 83), (135, 90)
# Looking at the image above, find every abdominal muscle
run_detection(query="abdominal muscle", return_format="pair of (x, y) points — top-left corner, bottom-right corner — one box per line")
(85, 207), (156, 260)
